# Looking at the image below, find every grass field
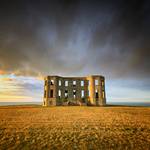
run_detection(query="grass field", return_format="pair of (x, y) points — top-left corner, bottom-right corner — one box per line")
(0, 106), (150, 150)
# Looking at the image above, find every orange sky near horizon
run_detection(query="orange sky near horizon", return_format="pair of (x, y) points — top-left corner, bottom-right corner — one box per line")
(0, 74), (43, 102)
(0, 74), (150, 103)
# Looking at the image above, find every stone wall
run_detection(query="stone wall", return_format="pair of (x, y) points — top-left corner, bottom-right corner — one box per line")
(43, 75), (106, 106)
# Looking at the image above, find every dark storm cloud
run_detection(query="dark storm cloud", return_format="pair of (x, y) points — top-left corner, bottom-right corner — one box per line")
(0, 0), (150, 79)
(88, 0), (150, 78)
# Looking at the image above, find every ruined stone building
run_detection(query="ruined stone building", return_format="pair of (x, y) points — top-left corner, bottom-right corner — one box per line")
(43, 75), (106, 106)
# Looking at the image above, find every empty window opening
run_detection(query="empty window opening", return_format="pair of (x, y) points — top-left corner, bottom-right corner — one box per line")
(73, 81), (76, 86)
(73, 95), (76, 99)
(50, 80), (54, 85)
(73, 90), (76, 99)
(65, 81), (68, 86)
(65, 90), (68, 98)
(81, 90), (84, 98)
(95, 89), (99, 98)
(58, 90), (61, 97)
(81, 80), (84, 86)
(95, 79), (98, 86)
(96, 93), (99, 98)
(73, 90), (76, 95)
(50, 90), (53, 98)
(59, 80), (61, 86)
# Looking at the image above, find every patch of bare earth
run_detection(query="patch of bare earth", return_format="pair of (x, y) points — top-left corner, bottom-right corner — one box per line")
(0, 106), (150, 150)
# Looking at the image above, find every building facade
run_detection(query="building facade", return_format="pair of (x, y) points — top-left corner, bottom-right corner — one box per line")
(43, 75), (106, 106)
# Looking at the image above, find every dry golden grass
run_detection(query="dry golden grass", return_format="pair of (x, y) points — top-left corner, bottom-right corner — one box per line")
(0, 106), (150, 150)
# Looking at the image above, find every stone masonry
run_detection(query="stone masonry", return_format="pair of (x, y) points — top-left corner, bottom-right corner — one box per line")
(43, 75), (106, 106)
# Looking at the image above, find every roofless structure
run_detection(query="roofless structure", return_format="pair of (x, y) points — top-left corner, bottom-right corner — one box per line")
(43, 75), (106, 106)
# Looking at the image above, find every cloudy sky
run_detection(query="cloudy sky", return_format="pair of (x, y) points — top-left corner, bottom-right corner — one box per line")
(0, 0), (150, 103)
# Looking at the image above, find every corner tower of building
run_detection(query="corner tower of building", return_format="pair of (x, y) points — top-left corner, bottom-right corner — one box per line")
(43, 75), (106, 106)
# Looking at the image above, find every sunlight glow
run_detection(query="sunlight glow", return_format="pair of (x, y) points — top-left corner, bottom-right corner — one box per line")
(0, 74), (43, 102)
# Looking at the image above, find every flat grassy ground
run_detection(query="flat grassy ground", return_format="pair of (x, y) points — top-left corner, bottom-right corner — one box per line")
(0, 106), (150, 150)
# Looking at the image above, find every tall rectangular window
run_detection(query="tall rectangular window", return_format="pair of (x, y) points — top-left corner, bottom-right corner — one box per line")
(95, 79), (98, 85)
(95, 89), (98, 98)
(73, 81), (76, 86)
(73, 90), (76, 95)
(59, 80), (61, 86)
(65, 90), (68, 98)
(50, 90), (53, 98)
(65, 81), (68, 86)
(58, 90), (61, 97)
(81, 90), (84, 97)
(73, 90), (76, 99)
(50, 80), (54, 85)
(81, 80), (84, 86)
